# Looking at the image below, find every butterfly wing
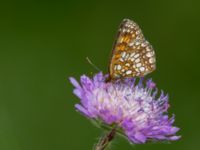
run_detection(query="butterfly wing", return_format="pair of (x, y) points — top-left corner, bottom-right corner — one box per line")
(109, 19), (156, 79)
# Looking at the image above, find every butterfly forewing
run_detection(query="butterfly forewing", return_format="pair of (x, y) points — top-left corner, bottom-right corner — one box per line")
(109, 19), (156, 79)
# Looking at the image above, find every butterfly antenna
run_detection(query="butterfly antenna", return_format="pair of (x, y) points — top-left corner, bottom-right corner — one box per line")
(86, 57), (101, 71)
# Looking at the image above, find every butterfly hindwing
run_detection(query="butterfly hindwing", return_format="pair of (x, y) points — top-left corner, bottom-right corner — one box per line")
(109, 19), (156, 80)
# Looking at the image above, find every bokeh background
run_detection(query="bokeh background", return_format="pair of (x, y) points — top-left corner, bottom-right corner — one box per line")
(0, 0), (199, 150)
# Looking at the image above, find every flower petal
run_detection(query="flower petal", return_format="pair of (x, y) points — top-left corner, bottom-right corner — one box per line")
(69, 77), (81, 89)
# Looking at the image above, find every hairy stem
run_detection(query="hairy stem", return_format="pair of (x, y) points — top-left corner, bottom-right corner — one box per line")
(94, 128), (116, 150)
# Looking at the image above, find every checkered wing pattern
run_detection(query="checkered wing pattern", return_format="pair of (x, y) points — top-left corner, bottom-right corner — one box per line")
(109, 19), (156, 80)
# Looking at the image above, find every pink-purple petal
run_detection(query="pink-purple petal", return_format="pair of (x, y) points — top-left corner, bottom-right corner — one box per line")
(69, 77), (81, 89)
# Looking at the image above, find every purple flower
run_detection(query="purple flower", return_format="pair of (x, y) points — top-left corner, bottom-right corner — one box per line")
(69, 72), (181, 144)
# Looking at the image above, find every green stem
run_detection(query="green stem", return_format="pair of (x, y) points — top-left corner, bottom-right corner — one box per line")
(94, 128), (116, 150)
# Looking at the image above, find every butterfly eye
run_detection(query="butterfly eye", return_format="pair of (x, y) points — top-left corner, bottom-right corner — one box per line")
(109, 19), (156, 80)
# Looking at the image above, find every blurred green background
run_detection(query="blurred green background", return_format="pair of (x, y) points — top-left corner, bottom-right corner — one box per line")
(0, 0), (199, 150)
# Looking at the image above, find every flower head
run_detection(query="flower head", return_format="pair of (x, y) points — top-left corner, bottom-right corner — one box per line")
(69, 72), (180, 144)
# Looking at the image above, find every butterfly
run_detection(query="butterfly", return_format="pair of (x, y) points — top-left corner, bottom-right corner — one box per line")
(108, 19), (156, 80)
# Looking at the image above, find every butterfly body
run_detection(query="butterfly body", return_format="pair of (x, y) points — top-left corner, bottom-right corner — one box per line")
(109, 19), (156, 80)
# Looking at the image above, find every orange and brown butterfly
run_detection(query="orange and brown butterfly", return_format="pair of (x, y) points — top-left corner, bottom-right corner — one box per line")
(108, 18), (156, 80)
